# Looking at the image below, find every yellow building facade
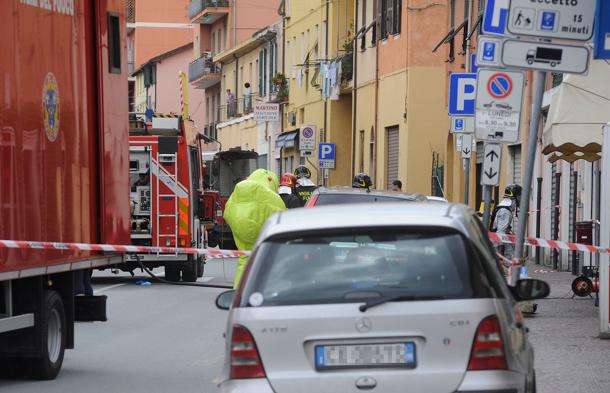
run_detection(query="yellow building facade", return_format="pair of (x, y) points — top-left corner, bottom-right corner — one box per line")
(214, 23), (283, 171)
(353, 0), (449, 196)
(281, 0), (354, 186)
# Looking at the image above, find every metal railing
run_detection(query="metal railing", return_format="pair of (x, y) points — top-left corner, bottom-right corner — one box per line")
(189, 0), (229, 19)
(188, 53), (221, 82)
(217, 96), (257, 123)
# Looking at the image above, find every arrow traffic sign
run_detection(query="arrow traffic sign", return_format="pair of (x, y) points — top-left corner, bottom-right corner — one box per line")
(481, 143), (502, 186)
(461, 134), (473, 158)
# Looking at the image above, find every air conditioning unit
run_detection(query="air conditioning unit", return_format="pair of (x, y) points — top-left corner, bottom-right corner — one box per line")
(287, 111), (296, 126)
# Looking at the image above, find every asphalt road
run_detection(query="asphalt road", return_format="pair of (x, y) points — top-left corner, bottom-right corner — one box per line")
(2, 261), (610, 392)
(0, 258), (238, 393)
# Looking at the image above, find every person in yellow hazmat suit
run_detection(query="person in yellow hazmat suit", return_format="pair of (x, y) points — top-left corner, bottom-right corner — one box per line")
(223, 169), (286, 288)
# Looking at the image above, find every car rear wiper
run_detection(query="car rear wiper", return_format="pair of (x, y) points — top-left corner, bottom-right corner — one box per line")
(359, 295), (445, 312)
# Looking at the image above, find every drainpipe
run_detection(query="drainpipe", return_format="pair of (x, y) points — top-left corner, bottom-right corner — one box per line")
(232, 0), (237, 47)
(351, 0), (359, 178)
(233, 54), (239, 112)
(373, 0), (379, 187)
(323, 0), (330, 187)
(535, 177), (542, 265)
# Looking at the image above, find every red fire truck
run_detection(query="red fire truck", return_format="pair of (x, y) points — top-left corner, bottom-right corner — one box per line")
(0, 0), (129, 379)
(128, 116), (205, 282)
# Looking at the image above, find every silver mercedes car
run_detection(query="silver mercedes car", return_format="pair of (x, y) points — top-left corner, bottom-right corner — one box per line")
(215, 203), (549, 393)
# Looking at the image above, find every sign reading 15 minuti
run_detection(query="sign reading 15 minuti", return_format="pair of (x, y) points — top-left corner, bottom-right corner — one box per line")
(507, 0), (596, 41)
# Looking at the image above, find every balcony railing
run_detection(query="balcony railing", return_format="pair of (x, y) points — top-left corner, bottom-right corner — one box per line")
(188, 53), (221, 88)
(189, 0), (229, 23)
(217, 96), (256, 123)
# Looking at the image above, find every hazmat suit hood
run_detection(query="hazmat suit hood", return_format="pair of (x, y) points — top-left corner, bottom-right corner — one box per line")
(223, 169), (286, 288)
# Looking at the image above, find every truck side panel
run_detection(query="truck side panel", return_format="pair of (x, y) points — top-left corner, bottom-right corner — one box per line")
(96, 0), (131, 245)
(0, 0), (129, 275)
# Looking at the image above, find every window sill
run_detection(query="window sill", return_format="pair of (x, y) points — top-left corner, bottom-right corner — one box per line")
(381, 38), (388, 45)
(393, 34), (401, 40)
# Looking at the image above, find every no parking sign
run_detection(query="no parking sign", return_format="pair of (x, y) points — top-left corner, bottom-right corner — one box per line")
(475, 69), (524, 143)
(300, 125), (316, 151)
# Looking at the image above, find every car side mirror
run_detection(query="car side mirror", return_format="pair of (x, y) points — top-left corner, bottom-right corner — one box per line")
(215, 290), (236, 310)
(513, 279), (550, 301)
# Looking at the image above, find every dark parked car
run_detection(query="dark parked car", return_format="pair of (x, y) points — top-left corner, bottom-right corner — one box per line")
(305, 187), (429, 207)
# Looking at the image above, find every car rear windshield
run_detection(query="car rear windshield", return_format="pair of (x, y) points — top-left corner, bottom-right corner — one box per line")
(242, 228), (489, 307)
(314, 193), (413, 206)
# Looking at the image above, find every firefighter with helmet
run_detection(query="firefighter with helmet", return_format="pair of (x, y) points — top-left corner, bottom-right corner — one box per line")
(279, 173), (301, 209)
(491, 184), (522, 258)
(293, 165), (316, 206)
(353, 173), (372, 191)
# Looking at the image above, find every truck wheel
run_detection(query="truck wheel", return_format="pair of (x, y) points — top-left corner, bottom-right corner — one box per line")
(165, 265), (181, 282)
(196, 257), (205, 278)
(182, 258), (198, 282)
(27, 290), (66, 380)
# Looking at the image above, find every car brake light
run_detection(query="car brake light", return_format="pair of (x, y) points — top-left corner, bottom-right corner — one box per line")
(230, 325), (266, 379)
(467, 315), (507, 370)
(305, 194), (318, 207)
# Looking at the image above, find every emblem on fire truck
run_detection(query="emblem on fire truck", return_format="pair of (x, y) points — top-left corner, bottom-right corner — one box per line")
(42, 72), (60, 142)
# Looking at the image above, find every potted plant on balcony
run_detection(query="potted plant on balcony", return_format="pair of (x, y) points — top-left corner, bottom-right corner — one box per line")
(270, 73), (288, 103)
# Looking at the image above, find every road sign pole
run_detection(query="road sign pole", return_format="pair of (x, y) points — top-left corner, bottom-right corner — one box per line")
(463, 158), (470, 205)
(511, 70), (546, 285)
(482, 185), (493, 229)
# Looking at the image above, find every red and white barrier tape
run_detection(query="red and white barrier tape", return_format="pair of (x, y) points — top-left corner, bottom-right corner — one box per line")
(1, 231), (608, 260)
(488, 232), (610, 254)
(0, 240), (250, 259)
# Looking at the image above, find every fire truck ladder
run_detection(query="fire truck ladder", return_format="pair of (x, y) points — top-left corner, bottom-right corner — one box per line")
(156, 153), (179, 256)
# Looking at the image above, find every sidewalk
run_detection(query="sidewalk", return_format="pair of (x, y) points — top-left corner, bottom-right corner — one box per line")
(526, 268), (610, 393)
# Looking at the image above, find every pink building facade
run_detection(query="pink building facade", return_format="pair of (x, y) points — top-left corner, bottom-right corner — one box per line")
(154, 45), (207, 129)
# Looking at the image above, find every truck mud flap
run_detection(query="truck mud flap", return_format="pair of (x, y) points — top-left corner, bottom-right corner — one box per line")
(74, 295), (108, 322)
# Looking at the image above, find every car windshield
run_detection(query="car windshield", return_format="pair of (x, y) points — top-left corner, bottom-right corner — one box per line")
(242, 228), (487, 307)
(314, 193), (412, 205)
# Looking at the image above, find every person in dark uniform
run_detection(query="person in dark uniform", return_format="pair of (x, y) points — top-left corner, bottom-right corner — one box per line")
(293, 165), (317, 206)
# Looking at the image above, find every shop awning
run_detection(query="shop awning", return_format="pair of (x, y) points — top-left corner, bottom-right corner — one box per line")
(276, 130), (298, 149)
(542, 60), (610, 162)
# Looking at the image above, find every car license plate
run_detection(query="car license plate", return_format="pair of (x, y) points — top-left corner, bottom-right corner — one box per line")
(315, 343), (416, 370)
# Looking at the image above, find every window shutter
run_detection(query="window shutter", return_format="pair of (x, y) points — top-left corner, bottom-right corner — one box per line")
(258, 50), (264, 97)
(386, 0), (394, 35)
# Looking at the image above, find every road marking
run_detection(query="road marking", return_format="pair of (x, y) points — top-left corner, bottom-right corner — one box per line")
(200, 277), (213, 282)
(95, 283), (128, 293)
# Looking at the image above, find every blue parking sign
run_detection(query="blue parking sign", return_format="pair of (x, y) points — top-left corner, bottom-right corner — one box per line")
(540, 11), (556, 31)
(448, 73), (477, 116)
(482, 42), (496, 61)
(318, 143), (336, 169)
(594, 0), (610, 59)
(455, 119), (464, 131)
(482, 0), (509, 36)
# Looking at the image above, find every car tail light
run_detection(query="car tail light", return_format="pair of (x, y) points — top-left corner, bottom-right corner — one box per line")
(467, 315), (507, 370)
(305, 194), (318, 207)
(179, 238), (186, 247)
(230, 325), (266, 379)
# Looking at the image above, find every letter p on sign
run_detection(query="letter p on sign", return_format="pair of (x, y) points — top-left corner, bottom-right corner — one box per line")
(449, 73), (477, 116)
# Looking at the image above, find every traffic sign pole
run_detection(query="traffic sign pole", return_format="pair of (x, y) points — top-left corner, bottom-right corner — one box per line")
(464, 158), (470, 205)
(512, 71), (546, 285)
(482, 185), (493, 229)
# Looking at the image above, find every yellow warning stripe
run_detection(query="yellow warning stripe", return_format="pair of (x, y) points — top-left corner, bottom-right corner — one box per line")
(153, 114), (180, 118)
(178, 198), (189, 234)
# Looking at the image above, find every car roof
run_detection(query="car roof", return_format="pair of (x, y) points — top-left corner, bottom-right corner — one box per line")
(314, 186), (426, 201)
(258, 203), (475, 243)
